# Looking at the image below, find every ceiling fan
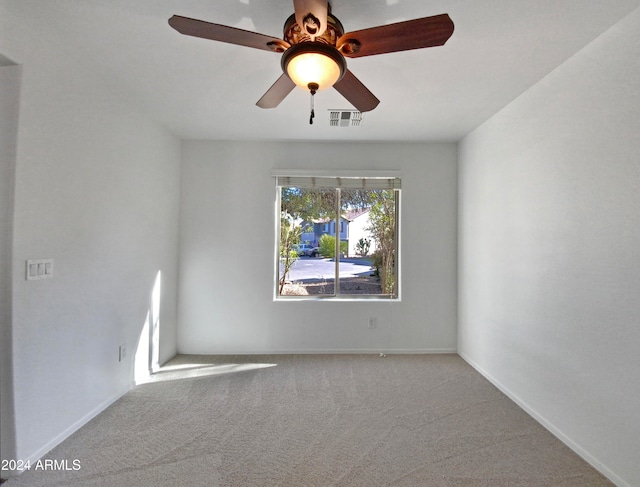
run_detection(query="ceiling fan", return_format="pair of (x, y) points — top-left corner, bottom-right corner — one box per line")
(169, 0), (454, 119)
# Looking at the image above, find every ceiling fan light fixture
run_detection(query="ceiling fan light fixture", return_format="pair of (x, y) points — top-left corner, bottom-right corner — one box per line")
(282, 42), (346, 92)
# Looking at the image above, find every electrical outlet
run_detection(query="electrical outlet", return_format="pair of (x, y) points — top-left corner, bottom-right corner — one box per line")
(119, 345), (127, 362)
(368, 317), (377, 329)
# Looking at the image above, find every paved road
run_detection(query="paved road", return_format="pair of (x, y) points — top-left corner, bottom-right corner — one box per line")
(285, 257), (373, 282)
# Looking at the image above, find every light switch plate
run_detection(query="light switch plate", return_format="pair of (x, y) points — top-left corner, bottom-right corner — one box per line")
(26, 259), (54, 280)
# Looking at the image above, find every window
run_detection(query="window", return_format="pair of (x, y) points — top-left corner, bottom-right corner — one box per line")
(275, 174), (400, 299)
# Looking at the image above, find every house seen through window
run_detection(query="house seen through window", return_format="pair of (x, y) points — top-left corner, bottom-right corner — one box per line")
(275, 175), (400, 299)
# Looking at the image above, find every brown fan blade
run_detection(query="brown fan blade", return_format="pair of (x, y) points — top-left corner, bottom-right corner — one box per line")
(293, 0), (328, 38)
(333, 70), (380, 112)
(169, 15), (289, 53)
(256, 74), (297, 108)
(337, 14), (454, 58)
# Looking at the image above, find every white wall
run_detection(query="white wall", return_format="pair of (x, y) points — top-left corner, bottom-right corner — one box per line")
(0, 62), (21, 473)
(458, 8), (640, 487)
(178, 141), (457, 354)
(1, 6), (181, 470)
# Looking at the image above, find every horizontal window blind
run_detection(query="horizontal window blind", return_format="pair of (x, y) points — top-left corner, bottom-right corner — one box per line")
(276, 176), (401, 190)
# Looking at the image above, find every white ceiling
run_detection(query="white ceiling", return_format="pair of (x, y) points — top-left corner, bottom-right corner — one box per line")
(4, 0), (640, 141)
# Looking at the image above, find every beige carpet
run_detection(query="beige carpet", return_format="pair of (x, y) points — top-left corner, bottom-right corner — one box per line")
(5, 354), (612, 486)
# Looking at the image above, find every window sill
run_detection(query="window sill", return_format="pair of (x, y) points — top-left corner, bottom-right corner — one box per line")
(274, 296), (399, 302)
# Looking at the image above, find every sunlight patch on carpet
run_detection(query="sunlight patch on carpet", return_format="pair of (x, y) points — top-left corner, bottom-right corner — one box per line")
(138, 362), (278, 384)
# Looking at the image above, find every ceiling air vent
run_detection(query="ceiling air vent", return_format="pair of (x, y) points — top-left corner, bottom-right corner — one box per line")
(329, 110), (363, 127)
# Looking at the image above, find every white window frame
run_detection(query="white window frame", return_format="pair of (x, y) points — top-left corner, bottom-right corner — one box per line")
(273, 170), (401, 301)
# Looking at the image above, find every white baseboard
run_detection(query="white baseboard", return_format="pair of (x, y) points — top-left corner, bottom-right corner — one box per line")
(18, 386), (131, 473)
(458, 352), (629, 487)
(177, 348), (457, 355)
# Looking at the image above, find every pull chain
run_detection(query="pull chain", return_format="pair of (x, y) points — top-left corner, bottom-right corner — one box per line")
(309, 92), (315, 124)
(308, 82), (319, 125)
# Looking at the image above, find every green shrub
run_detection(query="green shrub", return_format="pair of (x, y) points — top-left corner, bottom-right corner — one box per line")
(319, 234), (348, 258)
(370, 250), (382, 277)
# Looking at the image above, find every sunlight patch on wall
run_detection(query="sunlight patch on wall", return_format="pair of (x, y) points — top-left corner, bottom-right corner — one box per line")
(134, 271), (162, 385)
(134, 312), (150, 385)
(150, 270), (161, 372)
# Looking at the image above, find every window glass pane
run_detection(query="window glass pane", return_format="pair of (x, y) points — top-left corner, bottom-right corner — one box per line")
(279, 186), (335, 297)
(338, 189), (397, 297)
